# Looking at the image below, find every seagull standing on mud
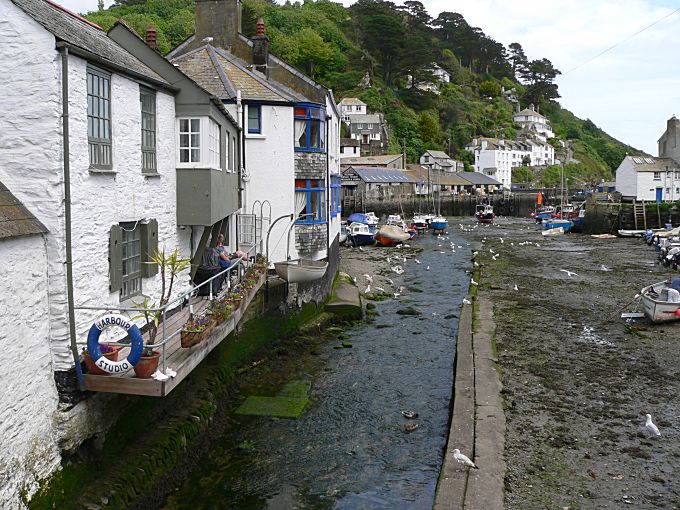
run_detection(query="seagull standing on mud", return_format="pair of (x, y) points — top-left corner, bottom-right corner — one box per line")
(559, 269), (578, 277)
(452, 449), (478, 469)
(644, 414), (661, 436)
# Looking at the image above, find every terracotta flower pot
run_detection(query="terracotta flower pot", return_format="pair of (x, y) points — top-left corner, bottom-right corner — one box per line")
(82, 346), (122, 376)
(133, 350), (161, 379)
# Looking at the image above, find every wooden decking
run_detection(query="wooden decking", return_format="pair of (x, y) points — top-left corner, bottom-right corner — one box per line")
(83, 274), (266, 397)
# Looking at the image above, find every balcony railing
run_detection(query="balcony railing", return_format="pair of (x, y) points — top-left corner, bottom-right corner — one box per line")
(73, 244), (264, 397)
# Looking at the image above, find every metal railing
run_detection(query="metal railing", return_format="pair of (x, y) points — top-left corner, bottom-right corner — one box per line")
(73, 244), (258, 377)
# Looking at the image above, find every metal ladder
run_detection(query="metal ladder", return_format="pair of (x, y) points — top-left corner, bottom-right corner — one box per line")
(633, 200), (647, 230)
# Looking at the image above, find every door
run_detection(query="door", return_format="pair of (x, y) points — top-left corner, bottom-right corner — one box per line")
(656, 187), (663, 203)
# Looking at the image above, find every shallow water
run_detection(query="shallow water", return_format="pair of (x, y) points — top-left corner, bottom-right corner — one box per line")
(162, 227), (471, 510)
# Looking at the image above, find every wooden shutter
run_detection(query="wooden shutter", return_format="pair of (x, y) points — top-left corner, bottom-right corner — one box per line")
(109, 224), (123, 293)
(140, 218), (158, 278)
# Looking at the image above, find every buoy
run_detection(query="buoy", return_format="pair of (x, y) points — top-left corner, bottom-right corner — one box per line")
(86, 314), (143, 374)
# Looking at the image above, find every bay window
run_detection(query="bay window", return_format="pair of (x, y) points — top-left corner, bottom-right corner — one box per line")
(331, 175), (341, 218)
(294, 104), (325, 152)
(177, 117), (223, 170)
(209, 118), (220, 169)
(179, 118), (200, 163)
(295, 179), (326, 224)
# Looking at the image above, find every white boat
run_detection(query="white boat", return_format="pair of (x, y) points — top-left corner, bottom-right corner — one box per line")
(339, 223), (348, 244)
(365, 212), (379, 227)
(386, 214), (402, 226)
(274, 259), (328, 283)
(542, 226), (564, 236)
(617, 230), (646, 238)
(640, 280), (680, 323)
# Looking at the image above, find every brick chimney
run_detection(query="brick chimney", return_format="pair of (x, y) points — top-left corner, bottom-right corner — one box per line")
(252, 18), (269, 77)
(194, 0), (242, 51)
(145, 25), (157, 51)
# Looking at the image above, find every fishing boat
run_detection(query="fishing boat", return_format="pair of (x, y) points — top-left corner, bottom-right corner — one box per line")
(386, 214), (403, 226)
(531, 205), (556, 222)
(347, 222), (375, 246)
(411, 215), (428, 230)
(347, 212), (378, 234)
(431, 216), (448, 232)
(375, 225), (410, 247)
(274, 259), (328, 283)
(640, 280), (680, 323)
(541, 218), (572, 232)
(475, 204), (495, 223)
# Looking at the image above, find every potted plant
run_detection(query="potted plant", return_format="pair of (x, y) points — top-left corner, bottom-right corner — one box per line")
(180, 314), (215, 348)
(133, 248), (190, 378)
(81, 344), (122, 376)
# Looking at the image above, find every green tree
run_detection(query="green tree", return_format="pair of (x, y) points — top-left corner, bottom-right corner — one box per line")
(419, 112), (442, 147)
(519, 58), (561, 105)
(479, 80), (501, 98)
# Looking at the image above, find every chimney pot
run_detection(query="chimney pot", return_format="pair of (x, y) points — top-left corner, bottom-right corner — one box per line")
(256, 18), (266, 37)
(146, 25), (157, 50)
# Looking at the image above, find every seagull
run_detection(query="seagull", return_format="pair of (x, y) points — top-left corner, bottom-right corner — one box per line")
(462, 298), (472, 305)
(363, 274), (373, 283)
(513, 284), (518, 291)
(352, 277), (357, 284)
(599, 264), (612, 272)
(415, 259), (421, 264)
(375, 286), (385, 293)
(470, 278), (478, 286)
(492, 254), (498, 261)
(559, 269), (578, 277)
(452, 449), (478, 469)
(500, 238), (504, 244)
(474, 261), (479, 267)
(359, 246), (364, 251)
(387, 257), (392, 264)
(402, 410), (419, 419)
(364, 284), (371, 294)
(644, 414), (661, 436)
(426, 265), (430, 271)
(393, 292), (400, 299)
(386, 278), (394, 285)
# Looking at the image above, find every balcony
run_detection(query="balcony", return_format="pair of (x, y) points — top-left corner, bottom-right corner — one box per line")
(176, 168), (239, 226)
(76, 251), (264, 397)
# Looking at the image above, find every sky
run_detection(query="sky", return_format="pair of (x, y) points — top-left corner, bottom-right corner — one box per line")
(59, 0), (680, 155)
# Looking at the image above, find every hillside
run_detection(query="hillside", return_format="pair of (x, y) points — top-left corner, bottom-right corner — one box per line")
(85, 0), (645, 188)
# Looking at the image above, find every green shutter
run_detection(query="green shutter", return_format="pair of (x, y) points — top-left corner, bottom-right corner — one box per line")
(140, 218), (158, 278)
(109, 224), (123, 293)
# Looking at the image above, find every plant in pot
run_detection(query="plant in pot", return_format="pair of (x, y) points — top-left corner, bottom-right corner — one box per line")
(180, 313), (215, 348)
(133, 248), (190, 379)
(81, 344), (122, 376)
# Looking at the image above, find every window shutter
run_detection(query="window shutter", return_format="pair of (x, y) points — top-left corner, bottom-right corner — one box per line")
(140, 218), (158, 278)
(109, 224), (123, 293)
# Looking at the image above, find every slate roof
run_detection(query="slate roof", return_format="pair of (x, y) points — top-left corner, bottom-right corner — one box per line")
(514, 107), (547, 120)
(347, 114), (382, 124)
(459, 172), (503, 186)
(344, 167), (413, 183)
(170, 45), (304, 102)
(10, 0), (168, 86)
(627, 156), (679, 172)
(340, 138), (360, 147)
(404, 165), (471, 186)
(338, 97), (366, 106)
(340, 154), (402, 166)
(0, 181), (48, 240)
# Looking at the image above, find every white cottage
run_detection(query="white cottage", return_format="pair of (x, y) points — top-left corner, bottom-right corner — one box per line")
(615, 156), (680, 202)
(338, 97), (367, 122)
(513, 104), (555, 142)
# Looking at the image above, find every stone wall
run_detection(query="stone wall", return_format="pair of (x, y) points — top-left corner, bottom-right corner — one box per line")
(296, 234), (340, 304)
(295, 152), (326, 180)
(295, 223), (327, 254)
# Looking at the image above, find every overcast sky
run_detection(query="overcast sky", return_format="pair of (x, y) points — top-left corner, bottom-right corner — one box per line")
(60, 0), (680, 154)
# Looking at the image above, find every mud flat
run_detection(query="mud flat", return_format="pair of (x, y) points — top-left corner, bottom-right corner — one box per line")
(463, 216), (680, 509)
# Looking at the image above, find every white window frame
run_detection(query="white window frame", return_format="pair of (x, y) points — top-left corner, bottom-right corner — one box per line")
(177, 117), (223, 170)
(653, 171), (661, 181)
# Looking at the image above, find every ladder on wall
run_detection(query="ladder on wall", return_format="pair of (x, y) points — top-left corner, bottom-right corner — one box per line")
(633, 200), (647, 230)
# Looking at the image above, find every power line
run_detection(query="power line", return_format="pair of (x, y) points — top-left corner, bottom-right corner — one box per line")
(563, 6), (680, 75)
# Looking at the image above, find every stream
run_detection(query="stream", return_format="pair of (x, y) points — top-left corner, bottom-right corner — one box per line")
(162, 225), (472, 509)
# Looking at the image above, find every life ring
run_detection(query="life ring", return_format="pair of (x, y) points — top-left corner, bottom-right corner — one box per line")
(86, 314), (143, 374)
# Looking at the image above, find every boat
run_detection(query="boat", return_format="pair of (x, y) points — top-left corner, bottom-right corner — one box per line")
(347, 212), (379, 234)
(347, 222), (375, 246)
(386, 214), (403, 226)
(531, 205), (556, 222)
(640, 279), (680, 323)
(411, 214), (428, 230)
(617, 230), (646, 238)
(375, 225), (410, 246)
(591, 233), (617, 239)
(542, 226), (564, 236)
(541, 218), (572, 231)
(475, 204), (495, 223)
(431, 216), (448, 232)
(339, 223), (348, 245)
(274, 259), (328, 283)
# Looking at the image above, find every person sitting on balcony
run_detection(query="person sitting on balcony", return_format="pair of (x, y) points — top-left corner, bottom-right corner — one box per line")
(194, 245), (224, 296)
(215, 234), (248, 269)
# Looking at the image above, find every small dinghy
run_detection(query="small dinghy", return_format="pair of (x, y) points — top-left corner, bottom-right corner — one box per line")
(640, 279), (680, 323)
(274, 259), (328, 283)
(542, 226), (564, 236)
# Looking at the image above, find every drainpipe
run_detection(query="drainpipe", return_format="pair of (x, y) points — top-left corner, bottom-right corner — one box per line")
(237, 90), (246, 213)
(326, 115), (330, 258)
(58, 45), (84, 390)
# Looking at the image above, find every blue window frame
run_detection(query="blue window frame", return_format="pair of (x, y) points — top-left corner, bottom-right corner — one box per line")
(248, 105), (261, 134)
(295, 179), (326, 224)
(294, 103), (325, 152)
(330, 175), (342, 218)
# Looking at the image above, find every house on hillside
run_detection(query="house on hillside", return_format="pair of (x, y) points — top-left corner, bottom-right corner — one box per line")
(346, 113), (388, 155)
(167, 2), (342, 266)
(340, 138), (361, 158)
(419, 150), (463, 173)
(465, 137), (555, 190)
(340, 154), (405, 170)
(407, 63), (450, 94)
(513, 104), (555, 142)
(1, 0), (235, 503)
(338, 97), (367, 122)
(615, 116), (680, 202)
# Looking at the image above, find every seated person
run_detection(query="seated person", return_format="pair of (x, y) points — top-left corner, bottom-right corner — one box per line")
(215, 234), (249, 268)
(193, 245), (224, 296)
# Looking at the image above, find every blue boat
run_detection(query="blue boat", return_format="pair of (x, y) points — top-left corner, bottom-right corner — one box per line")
(542, 218), (572, 231)
(431, 216), (448, 232)
(347, 212), (378, 234)
(347, 222), (375, 246)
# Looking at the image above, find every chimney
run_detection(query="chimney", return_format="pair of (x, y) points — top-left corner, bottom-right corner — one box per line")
(145, 25), (157, 51)
(194, 0), (242, 51)
(529, 103), (535, 112)
(252, 18), (269, 77)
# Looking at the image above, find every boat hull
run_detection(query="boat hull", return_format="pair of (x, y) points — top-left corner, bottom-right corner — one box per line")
(349, 234), (375, 246)
(375, 225), (410, 246)
(641, 281), (680, 323)
(542, 219), (572, 231)
(476, 213), (494, 223)
(274, 259), (328, 283)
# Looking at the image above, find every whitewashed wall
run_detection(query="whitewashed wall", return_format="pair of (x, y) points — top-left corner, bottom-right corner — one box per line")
(229, 103), (297, 264)
(327, 95), (341, 247)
